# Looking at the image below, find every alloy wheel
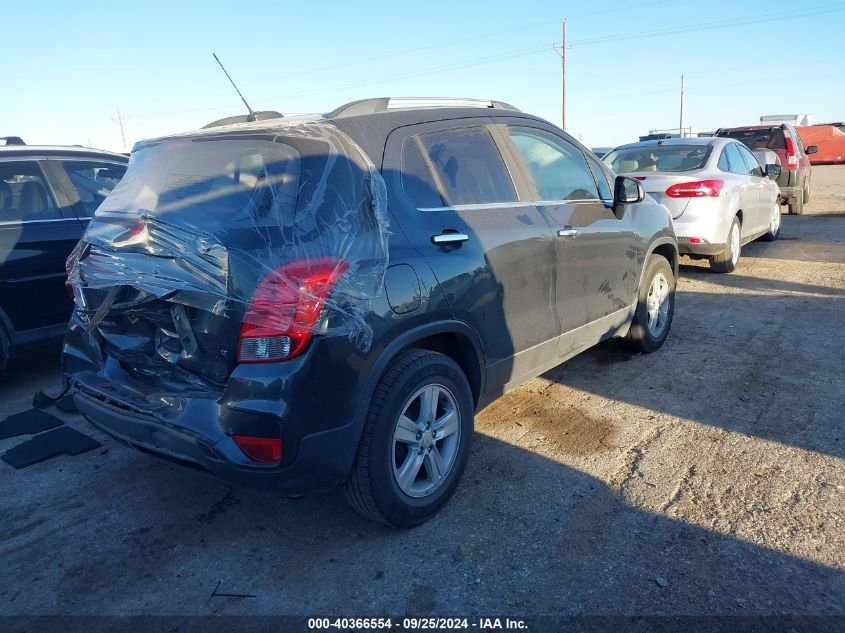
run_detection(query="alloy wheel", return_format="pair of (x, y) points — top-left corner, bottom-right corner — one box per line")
(392, 384), (461, 498)
(646, 272), (671, 338)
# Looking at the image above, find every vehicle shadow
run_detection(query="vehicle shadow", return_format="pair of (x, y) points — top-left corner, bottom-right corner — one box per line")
(2, 429), (842, 619)
(541, 277), (844, 461)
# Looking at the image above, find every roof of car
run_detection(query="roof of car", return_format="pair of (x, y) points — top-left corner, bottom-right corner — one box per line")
(133, 105), (552, 166)
(0, 145), (128, 161)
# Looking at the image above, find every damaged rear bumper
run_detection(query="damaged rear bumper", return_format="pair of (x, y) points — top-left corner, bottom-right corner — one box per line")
(73, 386), (365, 493)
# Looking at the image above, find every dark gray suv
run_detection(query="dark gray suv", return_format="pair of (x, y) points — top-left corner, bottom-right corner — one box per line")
(64, 98), (678, 526)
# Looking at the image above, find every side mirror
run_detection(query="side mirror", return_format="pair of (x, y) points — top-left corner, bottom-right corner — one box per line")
(806, 145), (818, 155)
(614, 175), (644, 204)
(765, 163), (782, 179)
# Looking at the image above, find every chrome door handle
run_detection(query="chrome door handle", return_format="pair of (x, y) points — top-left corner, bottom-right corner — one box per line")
(557, 228), (579, 237)
(432, 233), (469, 245)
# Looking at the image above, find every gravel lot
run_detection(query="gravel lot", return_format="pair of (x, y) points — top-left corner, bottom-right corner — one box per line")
(1, 167), (843, 618)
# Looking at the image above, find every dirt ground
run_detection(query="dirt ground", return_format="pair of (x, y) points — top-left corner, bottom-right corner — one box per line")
(0, 167), (843, 618)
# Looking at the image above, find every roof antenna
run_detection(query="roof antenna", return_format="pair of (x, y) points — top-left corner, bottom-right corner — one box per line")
(212, 53), (256, 122)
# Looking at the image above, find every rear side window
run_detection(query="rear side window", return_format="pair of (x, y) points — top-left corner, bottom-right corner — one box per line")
(400, 139), (444, 208)
(408, 127), (516, 206)
(736, 144), (763, 177)
(507, 127), (599, 201)
(723, 144), (748, 175)
(0, 160), (60, 221)
(61, 161), (127, 217)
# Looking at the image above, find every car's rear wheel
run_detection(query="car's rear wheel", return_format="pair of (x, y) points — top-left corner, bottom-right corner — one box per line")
(345, 349), (473, 527)
(803, 182), (810, 204)
(709, 218), (741, 273)
(624, 254), (674, 353)
(761, 204), (781, 242)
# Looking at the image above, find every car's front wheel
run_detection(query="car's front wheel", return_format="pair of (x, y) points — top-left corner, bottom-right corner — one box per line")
(345, 349), (474, 527)
(624, 254), (674, 353)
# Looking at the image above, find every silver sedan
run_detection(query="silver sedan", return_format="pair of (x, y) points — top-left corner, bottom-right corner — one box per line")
(603, 137), (781, 272)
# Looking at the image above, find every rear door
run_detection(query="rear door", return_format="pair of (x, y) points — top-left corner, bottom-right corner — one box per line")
(498, 123), (639, 349)
(0, 158), (83, 337)
(721, 144), (759, 234)
(47, 158), (127, 223)
(735, 143), (767, 233)
(383, 119), (561, 390)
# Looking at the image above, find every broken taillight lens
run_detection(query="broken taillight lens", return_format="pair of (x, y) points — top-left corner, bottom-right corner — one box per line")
(237, 257), (349, 363)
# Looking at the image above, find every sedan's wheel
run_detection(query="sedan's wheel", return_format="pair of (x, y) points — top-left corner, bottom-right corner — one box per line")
(345, 349), (473, 527)
(709, 218), (741, 273)
(624, 254), (674, 353)
(761, 204), (781, 242)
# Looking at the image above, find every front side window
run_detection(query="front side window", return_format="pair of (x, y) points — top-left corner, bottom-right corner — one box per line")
(409, 127), (517, 206)
(586, 153), (613, 201)
(0, 160), (60, 222)
(507, 127), (599, 201)
(61, 161), (127, 216)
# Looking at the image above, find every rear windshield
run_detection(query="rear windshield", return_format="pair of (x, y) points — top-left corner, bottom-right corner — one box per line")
(92, 138), (302, 232)
(717, 128), (786, 151)
(602, 145), (711, 173)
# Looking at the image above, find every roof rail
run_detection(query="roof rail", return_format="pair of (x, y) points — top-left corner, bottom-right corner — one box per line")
(1, 136), (25, 146)
(327, 97), (520, 119)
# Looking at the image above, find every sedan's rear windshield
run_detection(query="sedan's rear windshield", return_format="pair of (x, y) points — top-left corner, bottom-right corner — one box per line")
(602, 145), (711, 173)
(717, 128), (786, 151)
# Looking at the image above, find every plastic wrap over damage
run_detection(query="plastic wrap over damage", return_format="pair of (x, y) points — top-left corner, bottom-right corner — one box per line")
(66, 120), (389, 382)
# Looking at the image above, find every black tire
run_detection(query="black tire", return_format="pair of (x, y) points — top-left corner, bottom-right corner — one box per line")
(760, 205), (781, 242)
(709, 217), (741, 273)
(624, 254), (674, 354)
(344, 349), (474, 527)
(788, 194), (804, 215)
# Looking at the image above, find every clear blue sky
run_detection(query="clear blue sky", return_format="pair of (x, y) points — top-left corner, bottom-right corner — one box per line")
(5, 0), (843, 151)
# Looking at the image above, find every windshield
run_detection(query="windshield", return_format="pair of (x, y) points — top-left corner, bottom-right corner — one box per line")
(603, 145), (711, 173)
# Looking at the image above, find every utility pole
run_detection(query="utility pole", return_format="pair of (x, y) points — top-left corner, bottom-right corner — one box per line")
(679, 75), (685, 137)
(112, 106), (127, 151)
(553, 19), (571, 130)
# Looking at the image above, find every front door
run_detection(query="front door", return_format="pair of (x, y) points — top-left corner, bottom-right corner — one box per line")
(498, 124), (639, 355)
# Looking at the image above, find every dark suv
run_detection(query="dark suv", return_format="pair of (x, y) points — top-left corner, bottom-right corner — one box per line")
(64, 99), (678, 526)
(715, 124), (817, 214)
(0, 142), (127, 370)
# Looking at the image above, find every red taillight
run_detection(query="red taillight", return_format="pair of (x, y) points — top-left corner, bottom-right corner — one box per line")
(237, 257), (349, 363)
(784, 134), (799, 168)
(233, 436), (281, 463)
(687, 238), (707, 244)
(665, 180), (724, 198)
